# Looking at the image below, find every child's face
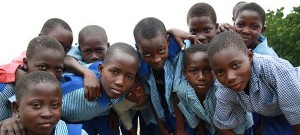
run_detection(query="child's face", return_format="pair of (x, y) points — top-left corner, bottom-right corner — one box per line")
(184, 51), (214, 94)
(99, 52), (138, 99)
(47, 26), (73, 54)
(24, 50), (64, 80)
(137, 36), (169, 70)
(234, 10), (265, 49)
(126, 77), (145, 105)
(14, 83), (62, 135)
(80, 36), (108, 63)
(188, 16), (218, 44)
(209, 48), (253, 92)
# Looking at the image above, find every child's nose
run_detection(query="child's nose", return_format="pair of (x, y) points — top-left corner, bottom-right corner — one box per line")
(115, 75), (125, 88)
(41, 107), (53, 118)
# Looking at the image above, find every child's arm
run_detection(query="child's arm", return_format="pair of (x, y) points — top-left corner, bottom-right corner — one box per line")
(216, 128), (237, 135)
(108, 109), (119, 132)
(196, 121), (207, 135)
(167, 28), (196, 49)
(150, 102), (170, 135)
(64, 56), (101, 100)
(294, 124), (300, 135)
(172, 92), (188, 135)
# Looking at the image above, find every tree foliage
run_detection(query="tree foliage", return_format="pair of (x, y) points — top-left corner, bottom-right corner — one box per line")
(264, 6), (300, 66)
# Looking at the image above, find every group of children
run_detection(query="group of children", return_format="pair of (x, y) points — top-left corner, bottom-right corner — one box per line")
(0, 1), (300, 135)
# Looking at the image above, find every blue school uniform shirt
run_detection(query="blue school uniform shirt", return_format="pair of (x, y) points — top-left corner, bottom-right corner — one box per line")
(0, 83), (14, 121)
(61, 61), (124, 122)
(138, 36), (181, 121)
(213, 53), (300, 130)
(173, 52), (253, 134)
(67, 45), (87, 65)
(54, 120), (88, 135)
(253, 35), (278, 57)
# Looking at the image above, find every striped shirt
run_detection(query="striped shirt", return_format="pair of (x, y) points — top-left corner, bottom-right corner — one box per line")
(0, 83), (14, 121)
(54, 120), (88, 135)
(173, 52), (253, 134)
(138, 36), (181, 121)
(214, 54), (300, 130)
(66, 45), (87, 65)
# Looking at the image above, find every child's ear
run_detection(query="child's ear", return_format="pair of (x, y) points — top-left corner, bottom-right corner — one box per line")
(247, 49), (254, 63)
(12, 101), (19, 117)
(23, 57), (28, 71)
(98, 64), (104, 75)
(215, 23), (219, 30)
(261, 26), (266, 34)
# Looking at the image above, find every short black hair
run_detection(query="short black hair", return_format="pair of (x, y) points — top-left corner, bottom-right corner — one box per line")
(78, 25), (108, 45)
(207, 31), (247, 61)
(133, 17), (167, 46)
(187, 3), (217, 24)
(40, 18), (72, 35)
(103, 42), (138, 64)
(183, 44), (208, 69)
(236, 2), (265, 26)
(15, 71), (61, 101)
(26, 35), (65, 60)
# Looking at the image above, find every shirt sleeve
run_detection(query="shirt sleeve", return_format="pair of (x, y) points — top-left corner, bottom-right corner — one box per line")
(67, 45), (82, 61)
(213, 85), (246, 129)
(112, 99), (136, 130)
(0, 51), (25, 83)
(261, 57), (300, 125)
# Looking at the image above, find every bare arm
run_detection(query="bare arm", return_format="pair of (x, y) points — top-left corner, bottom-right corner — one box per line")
(64, 56), (101, 100)
(294, 124), (300, 135)
(150, 102), (171, 135)
(167, 28), (196, 49)
(172, 92), (188, 135)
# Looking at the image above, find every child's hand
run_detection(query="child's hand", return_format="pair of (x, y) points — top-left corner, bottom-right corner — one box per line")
(175, 130), (188, 135)
(217, 23), (235, 33)
(108, 109), (119, 132)
(168, 28), (196, 50)
(0, 117), (26, 135)
(83, 70), (101, 100)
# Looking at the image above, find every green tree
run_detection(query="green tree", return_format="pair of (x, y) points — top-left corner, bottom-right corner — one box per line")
(264, 6), (300, 66)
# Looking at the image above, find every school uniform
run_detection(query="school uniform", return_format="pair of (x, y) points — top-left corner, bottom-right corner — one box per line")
(0, 83), (14, 121)
(55, 120), (88, 135)
(213, 53), (300, 135)
(173, 51), (253, 135)
(253, 35), (278, 57)
(61, 61), (123, 135)
(138, 36), (194, 134)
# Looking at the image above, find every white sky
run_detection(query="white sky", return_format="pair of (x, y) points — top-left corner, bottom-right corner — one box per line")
(0, 0), (299, 64)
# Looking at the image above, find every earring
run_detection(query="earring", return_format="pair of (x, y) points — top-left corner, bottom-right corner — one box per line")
(16, 114), (19, 118)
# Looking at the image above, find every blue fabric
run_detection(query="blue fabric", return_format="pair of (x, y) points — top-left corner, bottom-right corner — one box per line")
(83, 115), (119, 135)
(0, 83), (14, 121)
(213, 54), (300, 130)
(66, 123), (85, 135)
(66, 45), (87, 65)
(61, 61), (124, 122)
(261, 115), (294, 135)
(253, 35), (278, 57)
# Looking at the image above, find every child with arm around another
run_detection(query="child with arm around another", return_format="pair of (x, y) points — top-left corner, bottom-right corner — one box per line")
(174, 44), (253, 135)
(208, 31), (300, 135)
(64, 25), (110, 100)
(61, 42), (139, 134)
